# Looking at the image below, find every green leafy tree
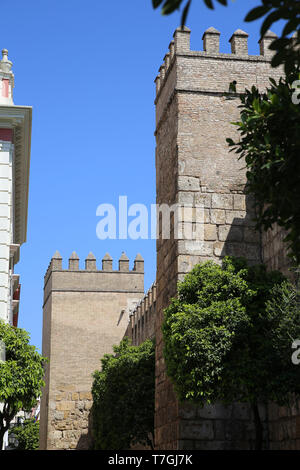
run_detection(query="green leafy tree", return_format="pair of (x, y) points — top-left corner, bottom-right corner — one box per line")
(243, 1), (299, 75)
(9, 419), (39, 450)
(0, 321), (47, 450)
(92, 337), (155, 450)
(152, 0), (227, 24)
(226, 75), (300, 264)
(162, 257), (300, 450)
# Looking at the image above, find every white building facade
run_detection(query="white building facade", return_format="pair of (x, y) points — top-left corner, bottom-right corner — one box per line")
(0, 48), (32, 326)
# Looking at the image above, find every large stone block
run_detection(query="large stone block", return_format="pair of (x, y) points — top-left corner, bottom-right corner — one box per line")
(218, 225), (243, 242)
(179, 420), (214, 441)
(178, 176), (200, 191)
(204, 224), (217, 241)
(197, 403), (231, 420)
(225, 210), (247, 225)
(233, 194), (246, 211)
(211, 194), (233, 210)
(210, 209), (226, 225)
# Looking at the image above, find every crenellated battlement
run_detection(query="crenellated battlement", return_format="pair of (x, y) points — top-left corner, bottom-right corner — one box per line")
(44, 250), (144, 281)
(43, 251), (145, 304)
(154, 27), (280, 113)
(124, 282), (157, 346)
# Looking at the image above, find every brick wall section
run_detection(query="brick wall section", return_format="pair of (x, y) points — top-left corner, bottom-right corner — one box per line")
(124, 282), (156, 346)
(154, 27), (283, 450)
(40, 252), (144, 450)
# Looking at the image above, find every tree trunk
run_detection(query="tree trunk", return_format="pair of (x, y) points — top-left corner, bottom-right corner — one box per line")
(252, 401), (263, 450)
(0, 407), (15, 450)
(0, 425), (8, 451)
(147, 433), (155, 450)
(149, 436), (154, 451)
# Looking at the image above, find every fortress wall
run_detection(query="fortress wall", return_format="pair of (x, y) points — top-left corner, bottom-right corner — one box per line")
(262, 224), (300, 449)
(124, 282), (156, 346)
(40, 252), (144, 450)
(154, 26), (285, 450)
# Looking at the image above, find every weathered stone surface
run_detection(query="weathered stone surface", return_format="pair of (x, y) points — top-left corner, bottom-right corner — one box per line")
(197, 404), (231, 420)
(204, 224), (217, 241)
(179, 420), (214, 440)
(154, 26), (285, 451)
(210, 209), (226, 225)
(244, 226), (260, 243)
(218, 225), (243, 242)
(56, 401), (75, 412)
(225, 210), (247, 225)
(178, 176), (200, 191)
(211, 194), (233, 210)
(233, 194), (246, 211)
(40, 255), (145, 450)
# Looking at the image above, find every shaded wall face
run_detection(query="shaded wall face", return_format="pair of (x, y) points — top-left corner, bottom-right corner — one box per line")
(40, 269), (144, 450)
(155, 94), (180, 449)
(262, 225), (300, 450)
(262, 224), (293, 279)
(154, 33), (284, 450)
(39, 293), (52, 450)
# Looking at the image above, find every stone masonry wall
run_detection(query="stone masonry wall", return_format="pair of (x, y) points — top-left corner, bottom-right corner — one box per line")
(154, 26), (284, 450)
(40, 251), (144, 450)
(45, 388), (93, 450)
(262, 224), (300, 449)
(177, 402), (268, 450)
(124, 282), (156, 346)
(267, 400), (300, 450)
(262, 224), (293, 279)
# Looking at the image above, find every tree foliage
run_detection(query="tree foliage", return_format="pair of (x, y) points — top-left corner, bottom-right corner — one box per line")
(227, 74), (300, 264)
(244, 1), (300, 75)
(0, 321), (47, 450)
(152, 0), (228, 29)
(9, 419), (39, 450)
(91, 338), (155, 450)
(162, 257), (300, 449)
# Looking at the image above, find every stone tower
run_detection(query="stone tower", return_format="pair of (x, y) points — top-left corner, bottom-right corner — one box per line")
(40, 251), (144, 450)
(154, 27), (284, 450)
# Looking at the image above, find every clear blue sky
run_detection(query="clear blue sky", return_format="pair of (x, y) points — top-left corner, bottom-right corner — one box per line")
(1, 0), (284, 352)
